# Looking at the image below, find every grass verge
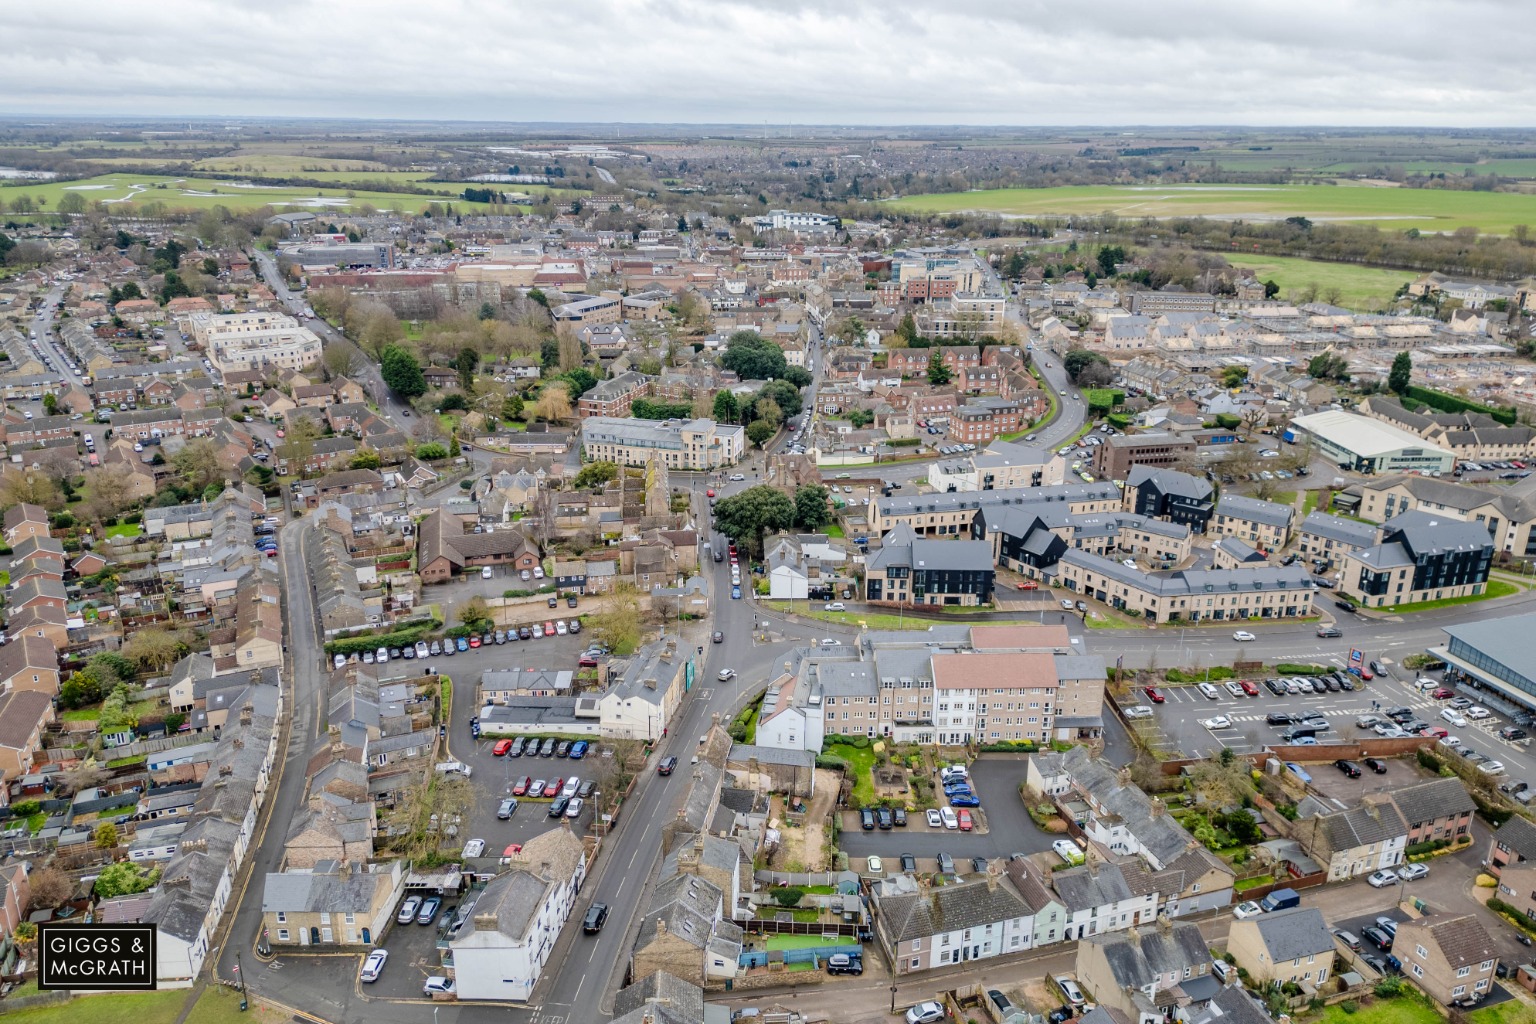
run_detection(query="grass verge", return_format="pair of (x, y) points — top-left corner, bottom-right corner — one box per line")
(1379, 579), (1517, 613)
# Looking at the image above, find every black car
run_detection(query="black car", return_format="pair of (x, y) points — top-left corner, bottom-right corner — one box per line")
(1500, 727), (1530, 741)
(540, 738), (558, 756)
(1049, 1008), (1074, 1024)
(1266, 713), (1294, 726)
(583, 903), (609, 934)
(971, 856), (988, 874)
(900, 853), (917, 872)
(713, 550), (724, 562)
(1335, 598), (1356, 613)
(658, 757), (678, 775)
(860, 808), (876, 830)
(508, 736), (527, 757)
(577, 780), (595, 799)
(556, 740), (573, 757)
(1335, 759), (1362, 778)
(893, 807), (907, 827)
(1370, 660), (1387, 677)
(826, 953), (863, 976)
(1264, 678), (1287, 696)
(567, 595), (579, 608)
(1362, 757), (1388, 774)
(876, 807), (894, 830)
(1386, 707), (1415, 723)
(548, 796), (570, 818)
(519, 626), (533, 640)
(1322, 676), (1341, 692)
(1338, 675), (1356, 691)
(1363, 925), (1393, 951)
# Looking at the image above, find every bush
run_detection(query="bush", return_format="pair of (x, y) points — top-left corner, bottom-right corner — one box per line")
(979, 740), (1039, 753)
(1274, 663), (1330, 675)
(10, 800), (40, 817)
(1406, 837), (1450, 857)
(1339, 1001), (1358, 1015)
(324, 625), (429, 657)
(1417, 749), (1443, 773)
(815, 755), (848, 770)
(1373, 977), (1405, 998)
(1166, 667), (1237, 682)
(771, 886), (805, 908)
(1404, 385), (1516, 426)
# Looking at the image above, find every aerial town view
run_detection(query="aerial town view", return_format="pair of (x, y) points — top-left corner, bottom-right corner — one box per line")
(5, 5), (1536, 1024)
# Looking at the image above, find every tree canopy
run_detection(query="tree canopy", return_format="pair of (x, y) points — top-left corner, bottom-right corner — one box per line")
(793, 484), (831, 531)
(927, 349), (951, 386)
(720, 331), (788, 381)
(1063, 349), (1111, 385)
(712, 485), (795, 557)
(1389, 352), (1413, 395)
(380, 345), (427, 398)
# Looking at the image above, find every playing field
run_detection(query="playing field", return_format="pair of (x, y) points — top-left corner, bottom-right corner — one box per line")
(887, 183), (1536, 234)
(1222, 254), (1413, 311)
(0, 172), (503, 214)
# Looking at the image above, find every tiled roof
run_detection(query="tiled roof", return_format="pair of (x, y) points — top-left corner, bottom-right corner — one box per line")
(1389, 778), (1476, 825)
(1248, 906), (1334, 961)
(876, 877), (1031, 942)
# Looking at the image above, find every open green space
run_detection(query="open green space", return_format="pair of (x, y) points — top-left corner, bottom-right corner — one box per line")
(105, 522), (142, 539)
(1468, 999), (1536, 1024)
(823, 741), (876, 806)
(1380, 579), (1518, 613)
(1222, 253), (1414, 311)
(0, 172), (497, 214)
(887, 183), (1536, 234)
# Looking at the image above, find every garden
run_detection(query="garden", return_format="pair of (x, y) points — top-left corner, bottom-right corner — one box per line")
(818, 735), (950, 810)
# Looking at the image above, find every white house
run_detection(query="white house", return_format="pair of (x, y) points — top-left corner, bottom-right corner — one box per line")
(449, 827), (586, 1001)
(594, 640), (689, 742)
(751, 672), (824, 753)
(767, 561), (808, 600)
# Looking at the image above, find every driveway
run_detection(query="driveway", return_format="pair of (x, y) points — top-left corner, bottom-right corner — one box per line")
(839, 756), (1056, 860)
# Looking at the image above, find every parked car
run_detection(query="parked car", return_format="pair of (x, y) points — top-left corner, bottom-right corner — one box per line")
(497, 798), (517, 819)
(1398, 863), (1429, 881)
(360, 949), (388, 983)
(1232, 901), (1264, 919)
(1366, 869), (1399, 888)
(423, 977), (454, 997)
(397, 896), (422, 924)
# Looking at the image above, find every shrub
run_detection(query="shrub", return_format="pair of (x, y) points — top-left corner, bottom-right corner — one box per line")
(1339, 1001), (1358, 1015)
(771, 886), (805, 908)
(1417, 749), (1443, 773)
(815, 755), (848, 770)
(10, 800), (40, 817)
(1405, 837), (1449, 857)
(1373, 977), (1405, 998)
(980, 740), (1038, 753)
(1274, 663), (1330, 675)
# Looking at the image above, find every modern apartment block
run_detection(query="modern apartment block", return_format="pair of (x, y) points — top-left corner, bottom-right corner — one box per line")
(1054, 551), (1316, 623)
(580, 417), (744, 470)
(864, 524), (995, 607)
(189, 312), (323, 374)
(1339, 510), (1493, 609)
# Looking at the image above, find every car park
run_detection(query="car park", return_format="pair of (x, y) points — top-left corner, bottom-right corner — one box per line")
(1335, 759), (1362, 778)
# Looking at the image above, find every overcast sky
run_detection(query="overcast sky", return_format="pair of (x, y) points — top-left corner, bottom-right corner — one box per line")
(4, 0), (1532, 126)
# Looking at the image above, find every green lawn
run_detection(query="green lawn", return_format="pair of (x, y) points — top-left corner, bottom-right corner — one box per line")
(1269, 491), (1297, 507)
(105, 522), (142, 539)
(764, 933), (859, 951)
(887, 183), (1536, 235)
(1302, 491), (1323, 516)
(824, 523), (845, 539)
(0, 172), (488, 215)
(0, 985), (281, 1024)
(1469, 1000), (1536, 1024)
(1316, 995), (1441, 1024)
(1380, 579), (1518, 613)
(825, 742), (877, 806)
(1223, 253), (1414, 311)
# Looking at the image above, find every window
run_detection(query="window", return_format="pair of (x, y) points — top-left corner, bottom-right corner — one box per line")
(1412, 964), (1424, 978)
(911, 958), (921, 969)
(1480, 960), (1494, 972)
(1457, 966), (1471, 978)
(276, 912), (287, 923)
(277, 929), (289, 941)
(1453, 986), (1466, 998)
(912, 938), (921, 951)
(1416, 945), (1428, 959)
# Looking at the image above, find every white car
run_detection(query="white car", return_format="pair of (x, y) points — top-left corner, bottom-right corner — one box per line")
(925, 808), (944, 828)
(1061, 599), (1075, 610)
(1232, 900), (1264, 920)
(1373, 724), (1408, 738)
(1224, 681), (1244, 698)
(1123, 705), (1155, 719)
(825, 602), (846, 611)
(717, 668), (737, 681)
(729, 473), (745, 481)
(1122, 559), (1138, 569)
(1202, 716), (1232, 730)
(1232, 630), (1256, 641)
(1366, 869), (1399, 888)
(1466, 707), (1492, 720)
(906, 1002), (946, 1024)
(939, 807), (959, 830)
(1398, 863), (1429, 881)
(375, 647), (389, 664)
(461, 838), (485, 859)
(333, 653), (347, 669)
(820, 638), (842, 647)
(1478, 761), (1507, 776)
(360, 948), (388, 982)
(414, 640), (430, 658)
(1441, 708), (1468, 727)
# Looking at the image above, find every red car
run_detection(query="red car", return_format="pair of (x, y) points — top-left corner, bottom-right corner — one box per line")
(1144, 687), (1165, 704)
(957, 809), (973, 832)
(706, 489), (715, 498)
(1017, 580), (1039, 590)
(492, 739), (514, 756)
(1421, 726), (1449, 739)
(512, 776), (531, 795)
(1359, 667), (1374, 680)
(1239, 680), (1259, 697)
(1432, 688), (1455, 700)
(579, 656), (599, 668)
(543, 778), (563, 798)
(469, 636), (481, 648)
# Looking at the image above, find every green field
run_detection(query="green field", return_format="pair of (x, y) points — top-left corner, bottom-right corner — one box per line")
(1222, 253), (1413, 310)
(0, 985), (282, 1024)
(0, 172), (503, 214)
(888, 183), (1536, 234)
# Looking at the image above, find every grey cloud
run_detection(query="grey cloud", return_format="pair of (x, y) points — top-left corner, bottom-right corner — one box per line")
(1, 0), (1532, 125)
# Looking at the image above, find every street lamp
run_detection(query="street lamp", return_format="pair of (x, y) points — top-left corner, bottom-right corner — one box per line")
(891, 983), (899, 1013)
(235, 952), (247, 1012)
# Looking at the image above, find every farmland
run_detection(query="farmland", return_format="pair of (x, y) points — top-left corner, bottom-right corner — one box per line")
(887, 183), (1536, 235)
(1221, 254), (1414, 311)
(0, 172), (486, 213)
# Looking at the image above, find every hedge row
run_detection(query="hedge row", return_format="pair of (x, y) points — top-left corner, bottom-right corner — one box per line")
(325, 625), (430, 656)
(1405, 385), (1516, 426)
(1274, 663), (1331, 675)
(979, 740), (1039, 753)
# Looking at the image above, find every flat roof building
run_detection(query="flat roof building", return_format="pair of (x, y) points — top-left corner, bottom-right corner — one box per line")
(1288, 410), (1455, 476)
(580, 417), (744, 471)
(1434, 612), (1536, 714)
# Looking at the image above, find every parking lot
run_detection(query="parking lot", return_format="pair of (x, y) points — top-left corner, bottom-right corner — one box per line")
(1130, 666), (1536, 779)
(839, 757), (1057, 861)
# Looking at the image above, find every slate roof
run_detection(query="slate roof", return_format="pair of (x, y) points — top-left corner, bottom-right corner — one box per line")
(1311, 800), (1408, 853)
(462, 869), (550, 941)
(1087, 921), (1210, 990)
(876, 876), (1032, 942)
(1248, 906), (1334, 960)
(1053, 863), (1135, 912)
(1188, 985), (1272, 1024)
(1381, 509), (1494, 559)
(1056, 748), (1199, 869)
(1389, 777), (1476, 824)
(1127, 465), (1214, 502)
(611, 971), (705, 1024)
(261, 862), (392, 913)
(1216, 494), (1294, 530)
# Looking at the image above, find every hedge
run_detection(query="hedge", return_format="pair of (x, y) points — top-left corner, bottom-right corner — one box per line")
(815, 755), (849, 770)
(1106, 413), (1133, 429)
(1167, 667), (1237, 682)
(325, 625), (430, 656)
(1274, 663), (1331, 675)
(824, 734), (873, 749)
(1405, 385), (1516, 426)
(979, 740), (1039, 753)
(1405, 837), (1452, 858)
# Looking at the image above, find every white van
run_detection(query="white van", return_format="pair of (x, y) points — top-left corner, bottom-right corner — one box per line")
(435, 761), (473, 777)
